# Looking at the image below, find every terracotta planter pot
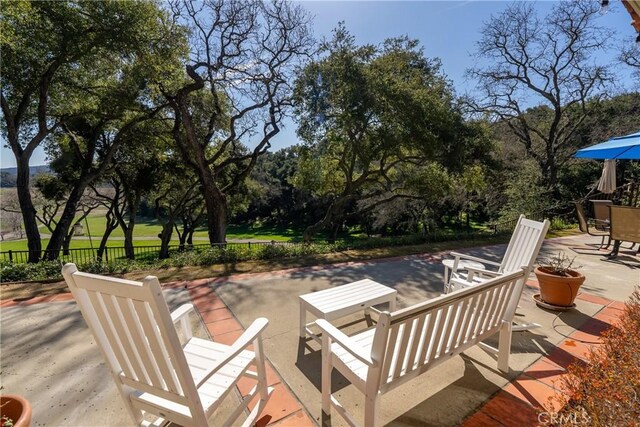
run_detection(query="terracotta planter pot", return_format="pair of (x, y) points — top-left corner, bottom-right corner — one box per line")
(0, 395), (32, 427)
(535, 266), (585, 307)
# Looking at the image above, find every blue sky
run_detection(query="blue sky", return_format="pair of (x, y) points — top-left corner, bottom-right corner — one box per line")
(1, 0), (636, 168)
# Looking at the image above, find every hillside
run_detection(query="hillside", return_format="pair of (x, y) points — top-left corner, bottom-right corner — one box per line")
(0, 165), (50, 187)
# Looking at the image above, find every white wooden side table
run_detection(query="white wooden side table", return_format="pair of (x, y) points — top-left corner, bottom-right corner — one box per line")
(298, 279), (397, 342)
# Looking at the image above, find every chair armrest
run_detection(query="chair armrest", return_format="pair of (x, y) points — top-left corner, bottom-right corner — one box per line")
(171, 304), (195, 340)
(196, 318), (269, 388)
(465, 267), (503, 277)
(449, 277), (474, 290)
(448, 252), (501, 267)
(316, 319), (376, 367)
(171, 303), (195, 323)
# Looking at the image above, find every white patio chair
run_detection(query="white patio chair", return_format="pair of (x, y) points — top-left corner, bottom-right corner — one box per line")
(62, 263), (272, 427)
(443, 215), (549, 331)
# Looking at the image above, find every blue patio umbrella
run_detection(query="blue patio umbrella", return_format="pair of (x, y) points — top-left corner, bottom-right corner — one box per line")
(574, 131), (640, 160)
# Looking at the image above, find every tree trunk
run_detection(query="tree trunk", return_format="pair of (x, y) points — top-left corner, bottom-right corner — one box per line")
(97, 224), (117, 262)
(63, 229), (73, 255)
(177, 224), (187, 250)
(303, 198), (348, 242)
(15, 157), (42, 262)
(159, 221), (174, 259)
(328, 222), (341, 243)
(466, 200), (471, 230)
(202, 184), (227, 244)
(45, 183), (88, 260)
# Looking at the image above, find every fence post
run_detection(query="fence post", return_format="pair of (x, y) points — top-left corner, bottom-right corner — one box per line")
(8, 250), (12, 263)
(248, 241), (251, 251)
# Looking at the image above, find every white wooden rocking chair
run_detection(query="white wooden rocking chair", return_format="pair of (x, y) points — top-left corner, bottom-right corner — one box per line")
(443, 215), (549, 332)
(317, 269), (526, 427)
(62, 263), (272, 427)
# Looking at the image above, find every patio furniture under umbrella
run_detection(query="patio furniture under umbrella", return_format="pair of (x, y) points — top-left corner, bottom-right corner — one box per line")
(575, 130), (640, 160)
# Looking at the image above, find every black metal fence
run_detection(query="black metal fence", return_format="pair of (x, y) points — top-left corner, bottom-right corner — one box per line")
(1, 205), (580, 266)
(0, 240), (299, 265)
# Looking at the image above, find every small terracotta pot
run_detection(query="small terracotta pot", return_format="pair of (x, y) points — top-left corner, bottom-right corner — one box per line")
(535, 266), (585, 307)
(0, 394), (32, 427)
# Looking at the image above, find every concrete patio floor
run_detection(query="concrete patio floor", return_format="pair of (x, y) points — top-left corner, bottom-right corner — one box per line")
(1, 233), (638, 426)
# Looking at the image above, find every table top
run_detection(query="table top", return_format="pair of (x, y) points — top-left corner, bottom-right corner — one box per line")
(299, 279), (396, 315)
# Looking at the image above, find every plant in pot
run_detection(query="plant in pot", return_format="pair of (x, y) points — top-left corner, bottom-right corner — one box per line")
(0, 395), (32, 427)
(535, 252), (585, 308)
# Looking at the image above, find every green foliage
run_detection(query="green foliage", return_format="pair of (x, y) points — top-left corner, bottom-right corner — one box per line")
(34, 173), (67, 201)
(549, 217), (574, 231)
(293, 25), (484, 240)
(499, 160), (552, 221)
(1, 260), (62, 282)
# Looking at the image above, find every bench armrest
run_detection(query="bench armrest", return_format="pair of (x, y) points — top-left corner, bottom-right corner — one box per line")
(448, 252), (501, 267)
(316, 319), (376, 367)
(196, 318), (269, 388)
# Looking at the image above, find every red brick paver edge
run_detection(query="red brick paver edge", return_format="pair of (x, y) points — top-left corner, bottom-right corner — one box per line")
(462, 287), (626, 427)
(185, 282), (316, 427)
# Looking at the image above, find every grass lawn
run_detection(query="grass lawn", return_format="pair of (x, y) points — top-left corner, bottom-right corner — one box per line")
(0, 238), (174, 252)
(81, 214), (300, 241)
(1, 213), (305, 252)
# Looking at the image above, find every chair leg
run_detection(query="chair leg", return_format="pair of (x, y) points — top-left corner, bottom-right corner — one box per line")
(364, 392), (379, 427)
(608, 240), (622, 258)
(321, 335), (332, 419)
(497, 320), (512, 373)
(254, 337), (270, 402)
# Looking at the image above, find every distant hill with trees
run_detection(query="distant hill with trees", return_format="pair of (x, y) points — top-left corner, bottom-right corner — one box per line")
(0, 165), (50, 187)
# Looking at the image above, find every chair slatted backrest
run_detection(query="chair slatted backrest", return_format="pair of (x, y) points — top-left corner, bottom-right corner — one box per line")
(499, 215), (550, 277)
(62, 264), (205, 423)
(609, 206), (640, 243)
(592, 200), (613, 230)
(369, 270), (525, 392)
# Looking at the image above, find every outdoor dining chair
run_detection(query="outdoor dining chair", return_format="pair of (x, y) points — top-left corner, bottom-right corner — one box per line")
(607, 205), (640, 258)
(574, 201), (611, 249)
(62, 263), (272, 427)
(591, 199), (613, 232)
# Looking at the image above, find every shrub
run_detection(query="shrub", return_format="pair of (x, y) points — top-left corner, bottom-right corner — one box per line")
(0, 260), (62, 282)
(554, 288), (640, 426)
(550, 217), (573, 231)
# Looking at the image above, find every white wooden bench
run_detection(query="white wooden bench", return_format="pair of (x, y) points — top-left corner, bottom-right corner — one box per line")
(317, 269), (526, 427)
(299, 279), (397, 342)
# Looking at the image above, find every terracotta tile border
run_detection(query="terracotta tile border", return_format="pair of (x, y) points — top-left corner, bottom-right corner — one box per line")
(462, 285), (627, 427)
